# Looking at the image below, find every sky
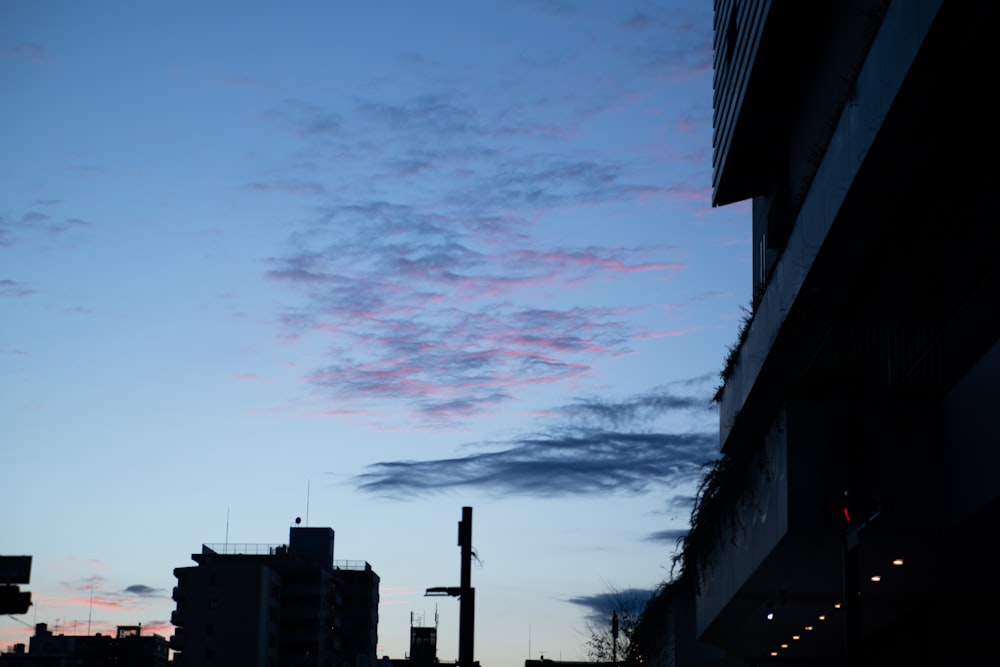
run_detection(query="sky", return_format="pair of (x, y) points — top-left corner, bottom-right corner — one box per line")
(0, 2), (750, 664)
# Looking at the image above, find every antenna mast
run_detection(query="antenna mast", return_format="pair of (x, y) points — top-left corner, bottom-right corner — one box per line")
(87, 585), (94, 635)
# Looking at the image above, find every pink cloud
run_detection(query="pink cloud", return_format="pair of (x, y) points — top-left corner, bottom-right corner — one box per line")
(632, 326), (701, 340)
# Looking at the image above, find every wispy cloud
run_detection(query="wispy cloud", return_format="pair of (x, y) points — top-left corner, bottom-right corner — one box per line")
(6, 42), (50, 63)
(244, 179), (326, 197)
(619, 6), (713, 81)
(219, 75), (263, 89)
(50, 576), (167, 613)
(252, 4), (714, 424)
(268, 193), (683, 421)
(353, 383), (718, 498)
(1, 279), (36, 298)
(0, 211), (90, 248)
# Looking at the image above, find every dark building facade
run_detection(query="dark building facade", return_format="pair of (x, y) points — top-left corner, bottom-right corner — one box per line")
(0, 623), (170, 666)
(170, 527), (379, 667)
(382, 613), (439, 667)
(643, 1), (1000, 665)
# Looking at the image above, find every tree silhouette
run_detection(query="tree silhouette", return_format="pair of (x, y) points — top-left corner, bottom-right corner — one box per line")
(581, 586), (651, 663)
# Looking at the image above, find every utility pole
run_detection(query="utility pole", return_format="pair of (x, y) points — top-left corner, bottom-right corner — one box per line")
(458, 506), (475, 667)
(425, 507), (476, 667)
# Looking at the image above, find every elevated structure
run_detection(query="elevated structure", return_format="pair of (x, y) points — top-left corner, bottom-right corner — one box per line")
(646, 1), (1000, 665)
(425, 507), (476, 667)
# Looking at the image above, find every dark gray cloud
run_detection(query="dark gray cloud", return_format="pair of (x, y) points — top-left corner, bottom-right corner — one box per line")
(567, 587), (657, 624)
(353, 385), (718, 498)
(644, 528), (689, 544)
(123, 584), (164, 598)
(550, 389), (713, 429)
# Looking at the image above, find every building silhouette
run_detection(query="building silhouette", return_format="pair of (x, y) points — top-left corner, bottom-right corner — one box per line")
(637, 1), (1000, 665)
(170, 526), (379, 667)
(0, 623), (170, 666)
(379, 612), (440, 667)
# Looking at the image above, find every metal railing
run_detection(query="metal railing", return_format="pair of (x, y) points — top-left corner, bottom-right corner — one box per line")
(334, 560), (370, 571)
(203, 543), (285, 556)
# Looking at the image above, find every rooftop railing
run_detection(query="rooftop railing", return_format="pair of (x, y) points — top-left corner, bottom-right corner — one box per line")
(203, 543), (285, 556)
(334, 560), (370, 571)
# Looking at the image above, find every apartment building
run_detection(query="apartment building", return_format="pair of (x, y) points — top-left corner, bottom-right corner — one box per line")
(171, 526), (379, 667)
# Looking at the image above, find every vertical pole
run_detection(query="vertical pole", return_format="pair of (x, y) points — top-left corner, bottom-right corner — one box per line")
(843, 528), (861, 665)
(458, 507), (475, 666)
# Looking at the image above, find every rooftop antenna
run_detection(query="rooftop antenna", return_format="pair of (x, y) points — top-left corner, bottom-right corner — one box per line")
(306, 479), (310, 527)
(87, 585), (94, 635)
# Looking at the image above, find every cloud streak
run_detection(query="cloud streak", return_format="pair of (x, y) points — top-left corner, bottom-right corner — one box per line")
(353, 383), (718, 498)
(567, 587), (657, 625)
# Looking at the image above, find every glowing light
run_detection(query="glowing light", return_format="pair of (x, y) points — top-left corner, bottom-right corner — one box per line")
(870, 575), (881, 582)
(834, 603), (841, 609)
(893, 558), (904, 566)
(792, 635), (801, 641)
(780, 644), (789, 649)
(766, 611), (774, 620)
(805, 626), (814, 631)
(770, 652), (779, 657)
(818, 615), (826, 621)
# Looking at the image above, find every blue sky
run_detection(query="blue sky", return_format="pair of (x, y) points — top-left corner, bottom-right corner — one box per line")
(1, 1), (749, 664)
